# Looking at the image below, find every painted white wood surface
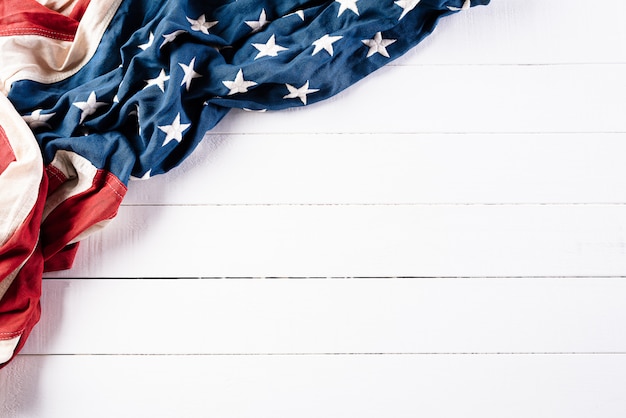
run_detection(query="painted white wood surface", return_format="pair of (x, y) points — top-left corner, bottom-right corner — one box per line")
(20, 278), (626, 355)
(3, 0), (626, 416)
(122, 133), (626, 205)
(43, 204), (626, 277)
(393, 0), (626, 65)
(3, 354), (626, 418)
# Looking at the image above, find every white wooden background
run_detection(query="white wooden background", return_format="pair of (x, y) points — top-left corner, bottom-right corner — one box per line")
(3, 0), (626, 416)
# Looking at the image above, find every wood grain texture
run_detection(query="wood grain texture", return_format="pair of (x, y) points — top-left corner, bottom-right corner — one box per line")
(44, 204), (626, 278)
(395, 0), (626, 65)
(3, 354), (626, 418)
(123, 133), (626, 205)
(21, 278), (626, 355)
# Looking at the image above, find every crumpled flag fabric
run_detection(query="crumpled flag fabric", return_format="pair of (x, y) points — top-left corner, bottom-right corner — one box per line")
(0, 0), (490, 367)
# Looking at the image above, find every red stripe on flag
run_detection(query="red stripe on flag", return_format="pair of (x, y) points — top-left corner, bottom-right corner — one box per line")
(0, 0), (91, 41)
(0, 241), (44, 369)
(0, 169), (47, 280)
(68, 0), (91, 22)
(41, 168), (127, 272)
(0, 174), (47, 368)
(45, 164), (69, 196)
(0, 126), (16, 175)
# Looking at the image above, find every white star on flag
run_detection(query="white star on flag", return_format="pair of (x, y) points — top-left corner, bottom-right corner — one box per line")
(252, 34), (288, 59)
(138, 32), (154, 50)
(160, 30), (186, 48)
(448, 0), (471, 11)
(22, 109), (55, 129)
(395, 0), (421, 20)
(288, 10), (305, 21)
(144, 69), (170, 92)
(223, 69), (257, 95)
(362, 32), (396, 58)
(73, 91), (107, 124)
(312, 34), (343, 56)
(130, 169), (152, 181)
(283, 81), (319, 105)
(186, 14), (218, 34)
(158, 113), (191, 146)
(179, 57), (202, 91)
(335, 0), (359, 17)
(246, 9), (269, 33)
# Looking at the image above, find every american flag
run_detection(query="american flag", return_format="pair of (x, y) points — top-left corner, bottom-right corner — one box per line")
(0, 0), (489, 367)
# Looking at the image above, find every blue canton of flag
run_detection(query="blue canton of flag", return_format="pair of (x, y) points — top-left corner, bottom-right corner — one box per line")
(10, 0), (490, 182)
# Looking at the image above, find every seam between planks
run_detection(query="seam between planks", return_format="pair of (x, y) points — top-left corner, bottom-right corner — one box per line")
(16, 352), (626, 357)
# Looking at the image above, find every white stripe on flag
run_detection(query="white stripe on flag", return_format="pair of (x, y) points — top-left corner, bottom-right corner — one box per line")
(0, 94), (43, 248)
(0, 0), (122, 93)
(43, 150), (99, 221)
(0, 336), (20, 364)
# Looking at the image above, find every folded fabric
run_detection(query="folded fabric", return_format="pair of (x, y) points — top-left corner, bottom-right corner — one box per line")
(0, 0), (490, 368)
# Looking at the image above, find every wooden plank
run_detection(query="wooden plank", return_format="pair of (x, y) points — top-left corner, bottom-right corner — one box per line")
(395, 0), (626, 65)
(212, 65), (626, 134)
(23, 278), (626, 354)
(44, 205), (626, 278)
(124, 133), (626, 205)
(3, 354), (626, 417)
